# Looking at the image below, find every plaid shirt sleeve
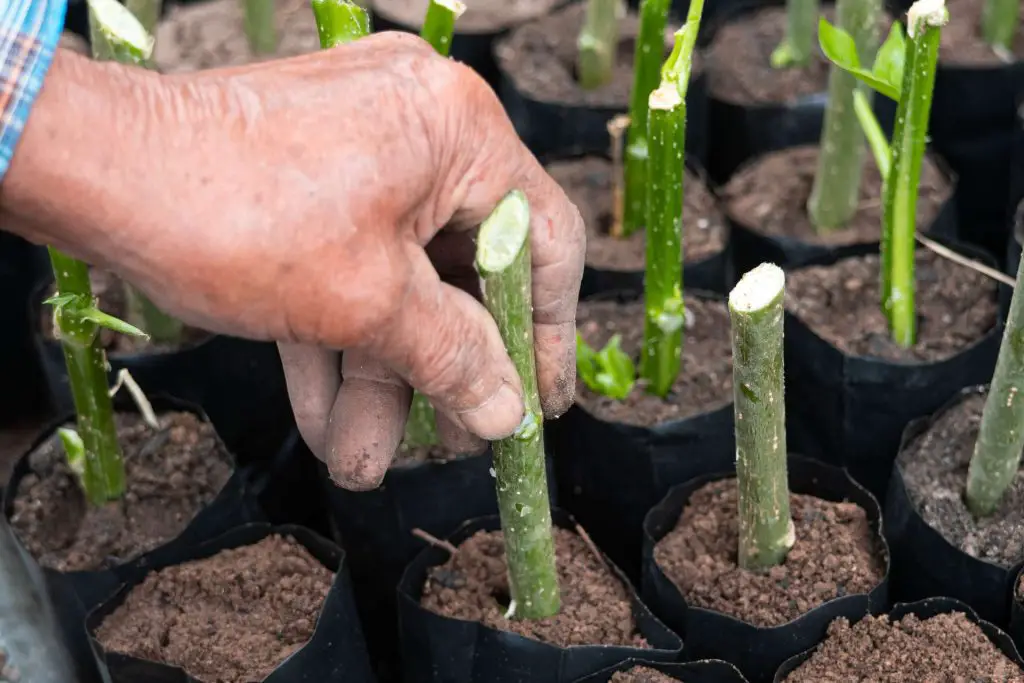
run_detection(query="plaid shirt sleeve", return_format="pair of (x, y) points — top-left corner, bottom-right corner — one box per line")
(0, 0), (68, 181)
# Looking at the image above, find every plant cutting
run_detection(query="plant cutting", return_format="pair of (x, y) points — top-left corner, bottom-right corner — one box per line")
(770, 0), (820, 67)
(642, 263), (887, 681)
(242, 0), (278, 54)
(819, 0), (945, 346)
(577, 0), (624, 90)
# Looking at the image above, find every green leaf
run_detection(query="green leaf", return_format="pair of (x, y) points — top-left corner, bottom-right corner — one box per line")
(818, 17), (901, 101)
(43, 292), (81, 309)
(576, 331), (600, 388)
(78, 306), (150, 339)
(58, 427), (86, 484)
(576, 332), (636, 400)
(873, 21), (906, 95)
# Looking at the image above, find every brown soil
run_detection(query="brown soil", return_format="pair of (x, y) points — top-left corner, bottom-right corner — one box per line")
(421, 527), (649, 648)
(10, 412), (233, 572)
(42, 269), (209, 355)
(373, 0), (561, 33)
(705, 5), (863, 105)
(546, 156), (726, 272)
(495, 2), (697, 107)
(782, 611), (1024, 682)
(154, 0), (321, 73)
(654, 479), (885, 627)
(575, 297), (733, 426)
(95, 534), (333, 683)
(939, 0), (1024, 66)
(722, 145), (951, 246)
(610, 667), (679, 682)
(899, 391), (1024, 568)
(785, 249), (998, 362)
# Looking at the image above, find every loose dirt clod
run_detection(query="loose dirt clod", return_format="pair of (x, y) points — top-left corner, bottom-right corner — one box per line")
(782, 611), (1024, 682)
(11, 412), (232, 572)
(901, 391), (1024, 567)
(575, 297), (733, 426)
(546, 156), (726, 273)
(610, 666), (679, 682)
(96, 534), (334, 683)
(421, 527), (649, 648)
(785, 249), (997, 362)
(654, 479), (885, 626)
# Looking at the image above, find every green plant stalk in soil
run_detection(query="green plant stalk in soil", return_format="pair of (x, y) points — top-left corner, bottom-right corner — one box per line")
(981, 0), (1020, 53)
(243, 0), (278, 55)
(730, 263), (794, 571)
(578, 0), (622, 90)
(312, 0), (372, 46)
(476, 191), (560, 620)
(880, 0), (945, 347)
(965, 253), (1024, 516)
(620, 0), (672, 237)
(770, 0), (820, 67)
(90, 0), (185, 346)
(639, 5), (703, 398)
(807, 0), (881, 232)
(421, 0), (467, 56)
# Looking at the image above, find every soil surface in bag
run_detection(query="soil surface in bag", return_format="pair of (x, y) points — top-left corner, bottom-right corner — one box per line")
(899, 389), (1024, 567)
(575, 297), (733, 426)
(609, 667), (680, 682)
(374, 0), (561, 33)
(10, 411), (232, 572)
(42, 270), (209, 355)
(939, 0), (1024, 66)
(546, 156), (726, 273)
(94, 533), (332, 683)
(653, 478), (885, 626)
(781, 610), (1024, 681)
(154, 0), (320, 73)
(495, 2), (693, 109)
(421, 526), (649, 647)
(704, 4), (891, 105)
(722, 145), (951, 248)
(785, 249), (997, 362)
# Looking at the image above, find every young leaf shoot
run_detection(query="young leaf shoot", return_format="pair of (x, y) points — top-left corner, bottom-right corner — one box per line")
(577, 332), (636, 400)
(730, 263), (794, 571)
(476, 191), (560, 621)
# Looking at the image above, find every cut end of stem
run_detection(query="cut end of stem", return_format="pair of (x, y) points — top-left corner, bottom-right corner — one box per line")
(729, 264), (786, 314)
(907, 0), (949, 37)
(648, 81), (683, 110)
(432, 0), (467, 18)
(476, 191), (531, 275)
(87, 0), (155, 59)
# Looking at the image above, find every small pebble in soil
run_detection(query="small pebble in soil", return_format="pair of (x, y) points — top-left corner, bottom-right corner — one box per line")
(421, 527), (648, 648)
(900, 391), (1024, 567)
(782, 611), (1024, 682)
(11, 412), (233, 572)
(575, 297), (733, 427)
(610, 666), (679, 682)
(95, 534), (333, 683)
(654, 479), (885, 626)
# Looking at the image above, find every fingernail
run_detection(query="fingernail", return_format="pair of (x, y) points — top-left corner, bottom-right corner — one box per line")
(459, 384), (525, 440)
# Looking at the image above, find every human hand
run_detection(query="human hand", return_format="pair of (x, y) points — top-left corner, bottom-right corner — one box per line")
(1, 33), (585, 490)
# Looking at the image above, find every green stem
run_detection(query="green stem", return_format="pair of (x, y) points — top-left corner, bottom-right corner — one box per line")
(622, 0), (672, 237)
(476, 191), (560, 621)
(125, 0), (163, 35)
(883, 0), (945, 348)
(965, 254), (1024, 516)
(729, 263), (794, 571)
(577, 0), (621, 90)
(90, 0), (185, 345)
(242, 0), (278, 54)
(47, 249), (125, 507)
(312, 0), (371, 47)
(982, 0), (1020, 53)
(403, 393), (439, 449)
(420, 0), (466, 57)
(639, 10), (703, 398)
(770, 0), (820, 67)
(808, 0), (880, 232)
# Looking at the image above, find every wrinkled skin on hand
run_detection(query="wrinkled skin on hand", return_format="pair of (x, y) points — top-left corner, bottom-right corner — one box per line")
(0, 33), (585, 490)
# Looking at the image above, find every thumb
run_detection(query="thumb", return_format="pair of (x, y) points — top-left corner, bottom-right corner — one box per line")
(368, 244), (525, 441)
